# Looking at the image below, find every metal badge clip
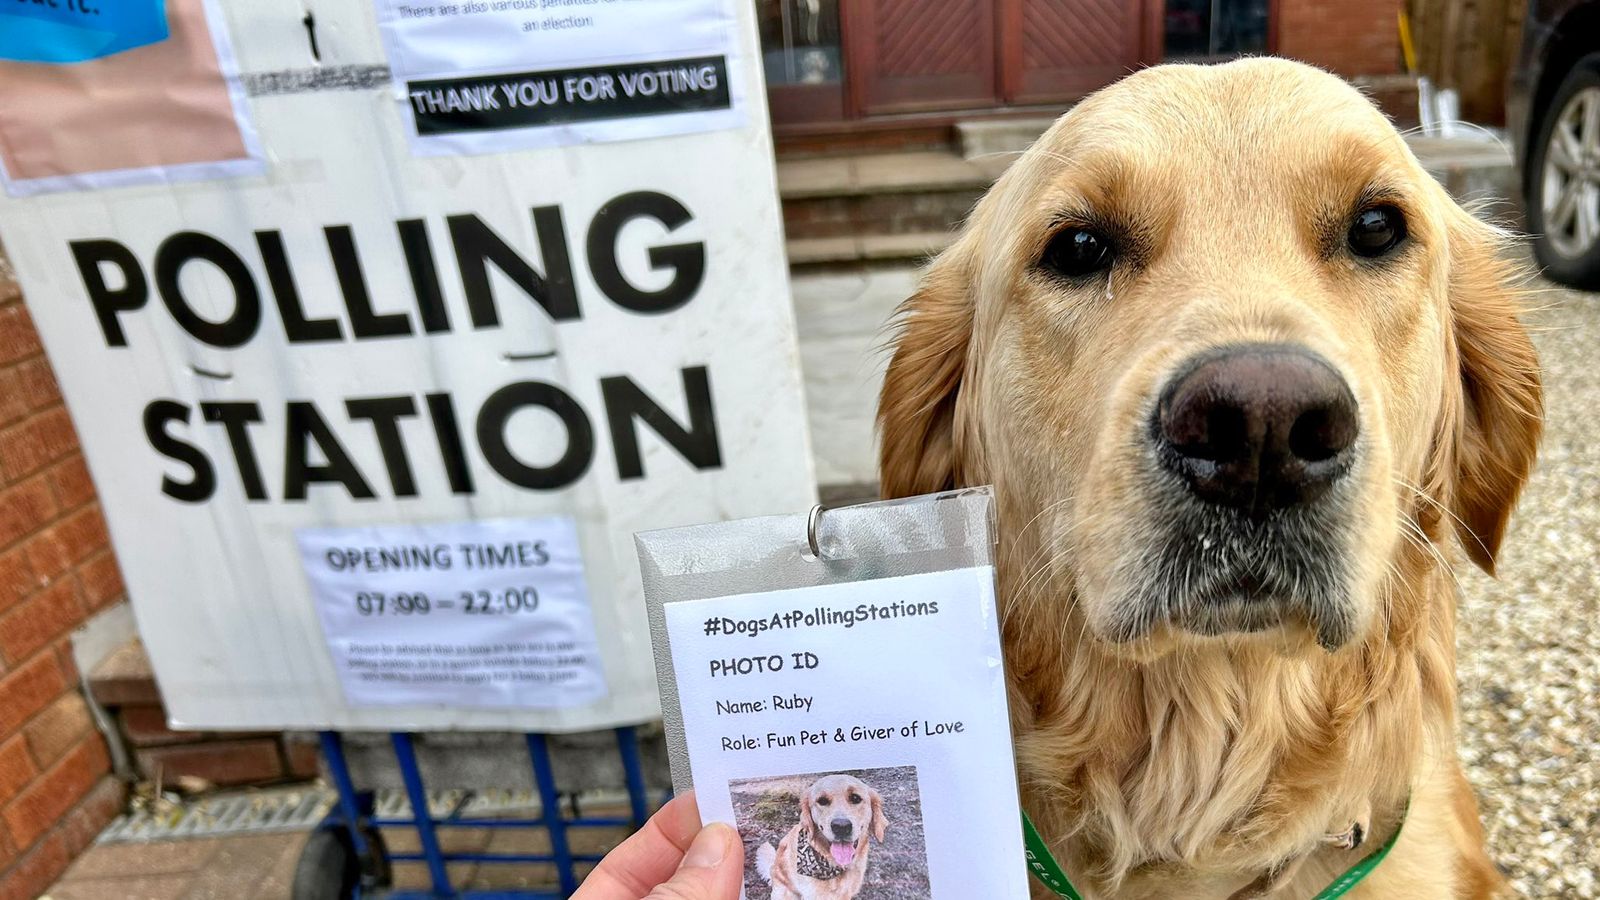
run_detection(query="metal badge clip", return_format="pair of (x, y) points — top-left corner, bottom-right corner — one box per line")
(806, 503), (826, 559)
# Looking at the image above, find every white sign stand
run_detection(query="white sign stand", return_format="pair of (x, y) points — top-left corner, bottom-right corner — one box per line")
(0, 0), (814, 732)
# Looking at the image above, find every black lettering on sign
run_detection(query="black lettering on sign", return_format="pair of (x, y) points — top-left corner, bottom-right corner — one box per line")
(71, 239), (147, 347)
(325, 226), (413, 339)
(587, 191), (704, 314)
(346, 395), (420, 497)
(425, 392), (476, 495)
(144, 400), (216, 502)
(476, 381), (594, 490)
(600, 366), (721, 480)
(256, 230), (343, 343)
(397, 219), (451, 334)
(154, 232), (262, 348)
(71, 190), (712, 351)
(200, 401), (268, 500)
(284, 401), (376, 500)
(448, 209), (579, 328)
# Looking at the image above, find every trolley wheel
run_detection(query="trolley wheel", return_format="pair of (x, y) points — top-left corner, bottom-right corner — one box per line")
(292, 824), (390, 900)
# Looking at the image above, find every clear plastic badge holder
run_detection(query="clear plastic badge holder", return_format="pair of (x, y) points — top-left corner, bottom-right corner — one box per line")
(636, 486), (1030, 898)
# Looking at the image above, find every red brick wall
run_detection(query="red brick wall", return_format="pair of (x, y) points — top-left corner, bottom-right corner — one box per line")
(0, 261), (128, 900)
(1276, 0), (1403, 77)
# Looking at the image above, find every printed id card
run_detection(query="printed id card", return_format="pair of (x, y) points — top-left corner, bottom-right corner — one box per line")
(637, 488), (1029, 898)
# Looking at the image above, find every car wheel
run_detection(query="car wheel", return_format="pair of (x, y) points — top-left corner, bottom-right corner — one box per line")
(1529, 52), (1600, 289)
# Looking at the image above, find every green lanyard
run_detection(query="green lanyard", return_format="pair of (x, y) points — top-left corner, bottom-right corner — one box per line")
(1021, 809), (1085, 900)
(1022, 800), (1407, 900)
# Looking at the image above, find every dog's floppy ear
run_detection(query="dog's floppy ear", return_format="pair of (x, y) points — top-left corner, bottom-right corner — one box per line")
(798, 790), (816, 836)
(869, 789), (888, 843)
(878, 250), (974, 498)
(1428, 206), (1542, 574)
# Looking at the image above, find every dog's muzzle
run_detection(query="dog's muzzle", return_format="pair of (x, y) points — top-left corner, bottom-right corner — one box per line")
(1120, 342), (1361, 647)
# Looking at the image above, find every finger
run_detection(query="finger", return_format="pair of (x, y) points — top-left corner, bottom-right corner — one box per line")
(644, 823), (744, 900)
(575, 792), (704, 898)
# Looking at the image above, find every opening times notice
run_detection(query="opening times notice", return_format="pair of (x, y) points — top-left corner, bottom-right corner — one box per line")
(297, 516), (608, 708)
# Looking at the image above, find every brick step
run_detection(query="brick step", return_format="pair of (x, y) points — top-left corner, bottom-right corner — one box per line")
(783, 187), (981, 246)
(86, 639), (318, 788)
(778, 149), (1003, 264)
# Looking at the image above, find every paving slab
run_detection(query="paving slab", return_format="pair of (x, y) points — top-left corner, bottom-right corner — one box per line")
(44, 874), (193, 900)
(180, 835), (303, 900)
(247, 836), (307, 900)
(57, 839), (219, 881)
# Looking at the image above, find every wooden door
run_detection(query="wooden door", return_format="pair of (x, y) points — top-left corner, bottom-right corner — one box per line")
(999, 0), (1157, 105)
(845, 0), (999, 115)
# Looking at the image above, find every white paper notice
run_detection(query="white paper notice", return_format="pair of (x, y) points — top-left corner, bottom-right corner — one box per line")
(663, 567), (1029, 899)
(373, 0), (744, 155)
(298, 516), (607, 708)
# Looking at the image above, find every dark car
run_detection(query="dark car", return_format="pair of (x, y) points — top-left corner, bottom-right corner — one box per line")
(1508, 0), (1600, 288)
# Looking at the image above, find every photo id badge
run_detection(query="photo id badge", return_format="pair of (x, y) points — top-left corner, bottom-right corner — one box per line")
(637, 487), (1030, 898)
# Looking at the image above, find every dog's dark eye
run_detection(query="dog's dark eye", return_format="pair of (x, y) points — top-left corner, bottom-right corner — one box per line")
(1347, 205), (1406, 258)
(816, 796), (831, 807)
(1040, 227), (1114, 279)
(848, 793), (862, 804)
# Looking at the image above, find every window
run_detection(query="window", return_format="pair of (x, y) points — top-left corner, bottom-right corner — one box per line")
(1164, 0), (1270, 59)
(758, 0), (845, 86)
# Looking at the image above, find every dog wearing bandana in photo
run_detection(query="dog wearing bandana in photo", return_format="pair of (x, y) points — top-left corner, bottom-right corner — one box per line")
(756, 773), (890, 899)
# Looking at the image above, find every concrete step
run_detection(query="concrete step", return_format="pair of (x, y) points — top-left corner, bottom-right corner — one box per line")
(955, 116), (1058, 159)
(777, 150), (1004, 199)
(787, 231), (955, 266)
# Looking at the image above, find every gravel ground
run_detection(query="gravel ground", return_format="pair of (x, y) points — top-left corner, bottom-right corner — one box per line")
(730, 767), (929, 899)
(1456, 270), (1600, 897)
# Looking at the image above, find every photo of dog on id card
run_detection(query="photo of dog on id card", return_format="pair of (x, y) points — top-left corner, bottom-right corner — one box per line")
(731, 767), (929, 899)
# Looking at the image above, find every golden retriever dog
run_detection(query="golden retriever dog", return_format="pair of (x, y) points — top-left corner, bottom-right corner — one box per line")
(755, 774), (890, 899)
(878, 59), (1540, 899)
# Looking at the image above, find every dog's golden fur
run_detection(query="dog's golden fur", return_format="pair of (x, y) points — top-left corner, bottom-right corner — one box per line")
(878, 60), (1540, 899)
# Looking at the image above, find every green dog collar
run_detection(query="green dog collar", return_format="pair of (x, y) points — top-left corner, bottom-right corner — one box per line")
(1023, 800), (1408, 900)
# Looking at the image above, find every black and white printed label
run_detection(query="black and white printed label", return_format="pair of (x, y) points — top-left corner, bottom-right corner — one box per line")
(407, 55), (731, 136)
(373, 0), (743, 154)
(663, 567), (1029, 898)
(298, 516), (607, 708)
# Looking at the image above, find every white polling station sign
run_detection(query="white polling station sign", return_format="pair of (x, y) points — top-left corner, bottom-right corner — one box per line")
(0, 0), (815, 731)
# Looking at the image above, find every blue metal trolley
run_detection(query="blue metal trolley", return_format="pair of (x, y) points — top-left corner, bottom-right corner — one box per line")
(304, 727), (656, 899)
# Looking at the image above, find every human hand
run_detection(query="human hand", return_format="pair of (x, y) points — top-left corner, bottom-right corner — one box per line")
(573, 791), (744, 899)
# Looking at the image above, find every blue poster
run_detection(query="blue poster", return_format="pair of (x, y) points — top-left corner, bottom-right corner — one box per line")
(0, 0), (170, 64)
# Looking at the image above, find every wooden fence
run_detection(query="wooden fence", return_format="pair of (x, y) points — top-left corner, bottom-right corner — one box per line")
(1405, 0), (1527, 124)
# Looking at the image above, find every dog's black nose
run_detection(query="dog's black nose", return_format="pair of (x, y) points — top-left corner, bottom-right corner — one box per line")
(829, 819), (853, 841)
(1156, 344), (1358, 514)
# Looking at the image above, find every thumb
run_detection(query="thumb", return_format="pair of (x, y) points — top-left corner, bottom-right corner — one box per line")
(644, 822), (744, 900)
